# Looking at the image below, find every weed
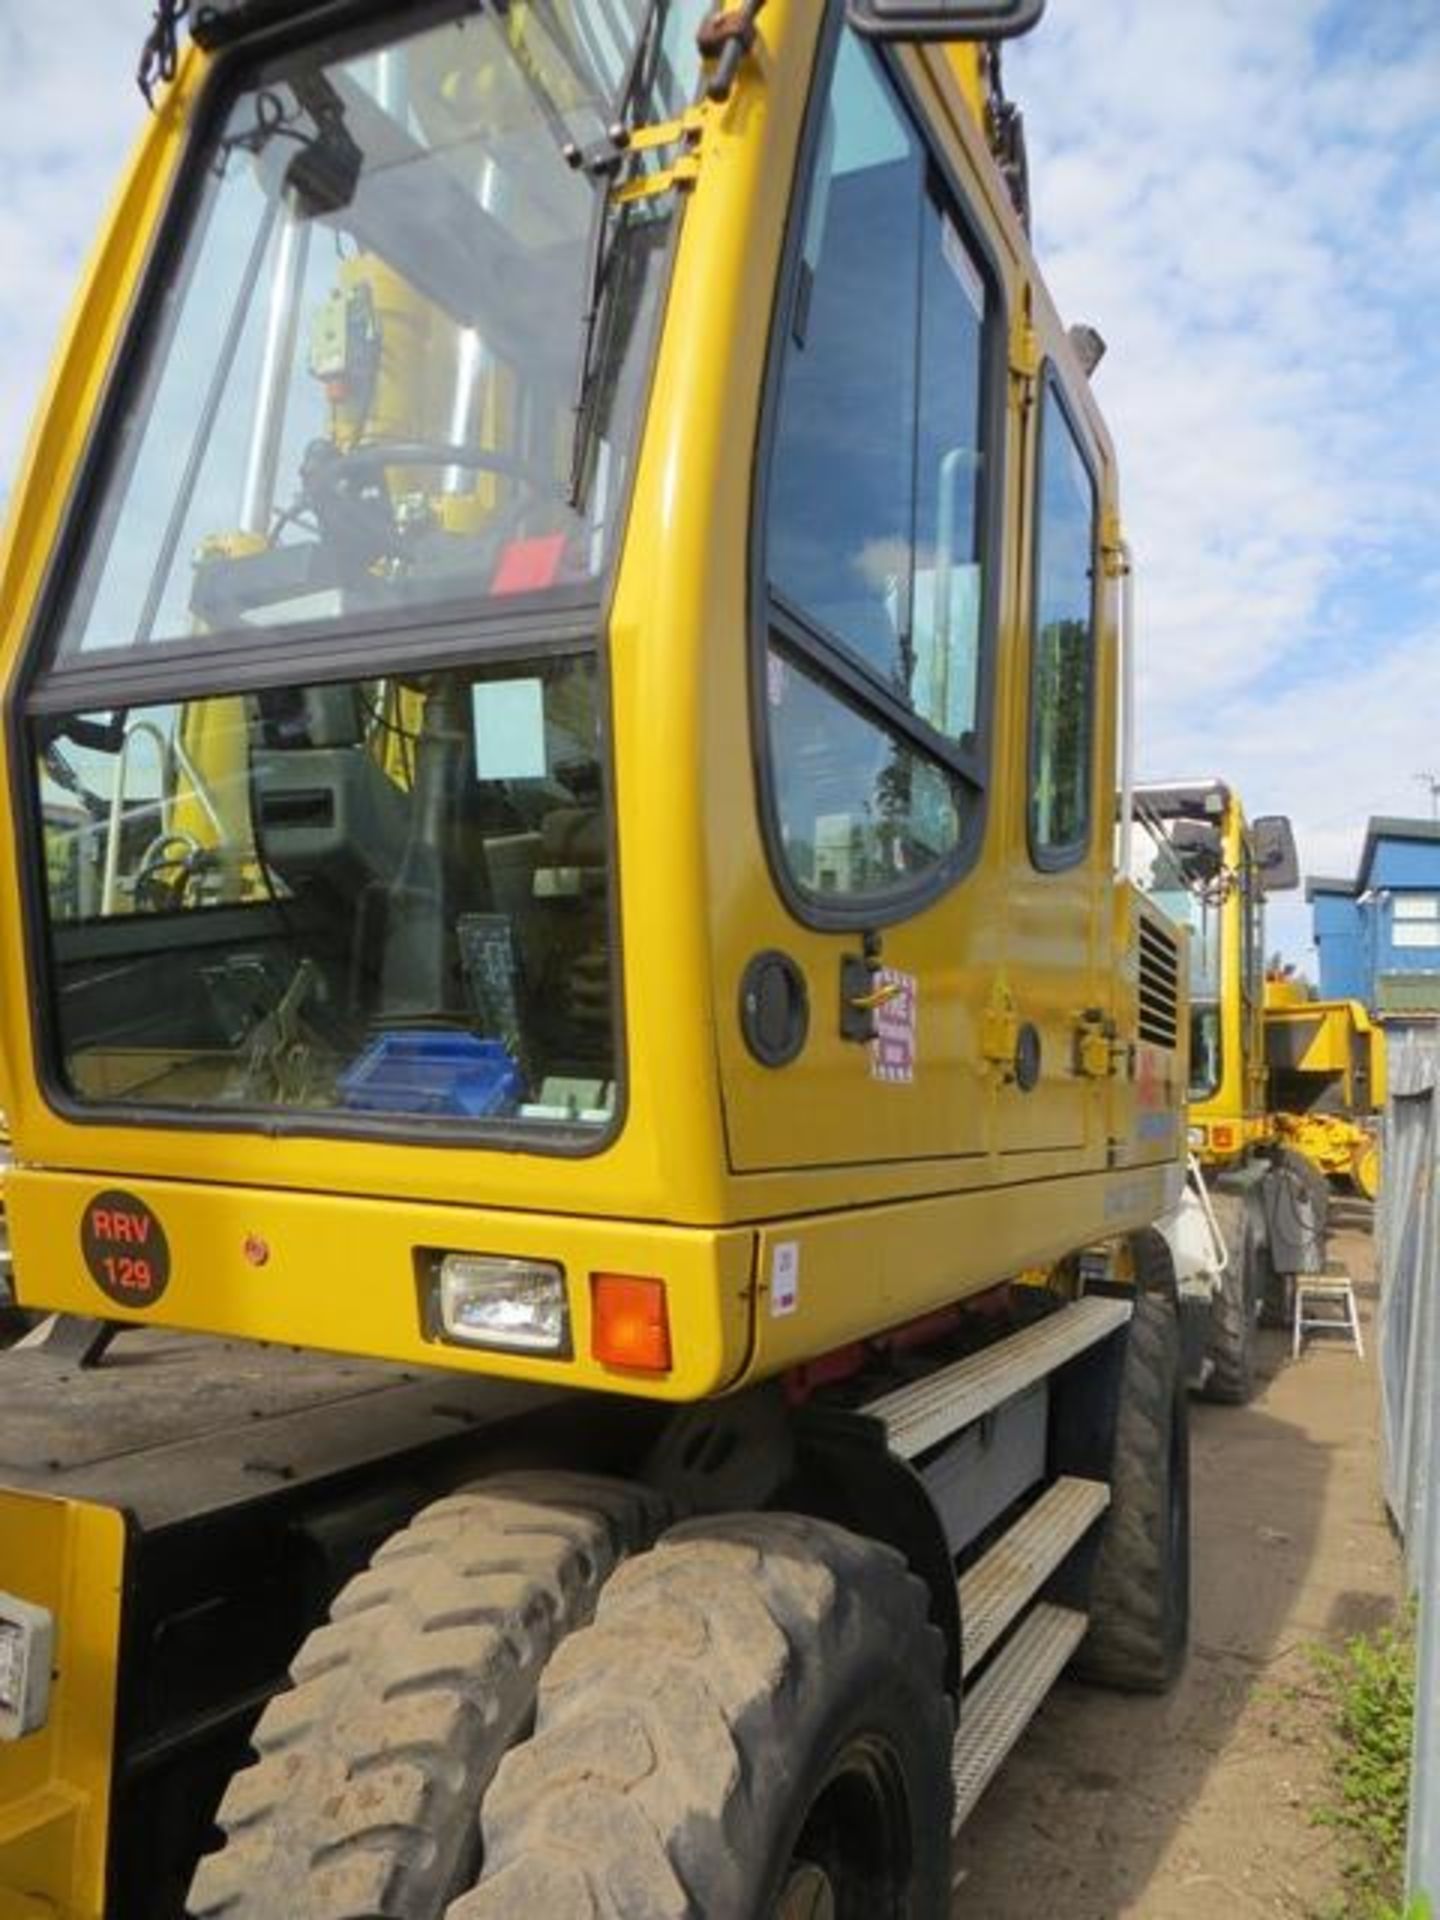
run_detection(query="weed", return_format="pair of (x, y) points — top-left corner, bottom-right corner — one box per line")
(1311, 1608), (1417, 1919)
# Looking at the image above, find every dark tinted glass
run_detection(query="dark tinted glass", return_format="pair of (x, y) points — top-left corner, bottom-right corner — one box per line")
(912, 193), (986, 740)
(767, 648), (961, 899)
(1029, 383), (1097, 858)
(37, 655), (616, 1135)
(767, 37), (922, 686)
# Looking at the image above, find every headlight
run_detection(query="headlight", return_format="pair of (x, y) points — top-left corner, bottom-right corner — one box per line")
(434, 1254), (570, 1356)
(1187, 1125), (1205, 1150)
(0, 1594), (53, 1740)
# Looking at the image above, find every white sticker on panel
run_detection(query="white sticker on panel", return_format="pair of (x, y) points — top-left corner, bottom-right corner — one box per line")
(473, 678), (546, 781)
(870, 968), (917, 1084)
(771, 1241), (800, 1317)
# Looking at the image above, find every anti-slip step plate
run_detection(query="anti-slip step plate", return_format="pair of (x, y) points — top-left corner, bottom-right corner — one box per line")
(952, 1602), (1088, 1830)
(863, 1295), (1132, 1460)
(960, 1475), (1109, 1675)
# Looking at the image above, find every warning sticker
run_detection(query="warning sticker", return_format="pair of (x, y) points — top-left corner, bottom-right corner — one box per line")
(770, 1241), (800, 1317)
(80, 1189), (171, 1308)
(871, 969), (918, 1084)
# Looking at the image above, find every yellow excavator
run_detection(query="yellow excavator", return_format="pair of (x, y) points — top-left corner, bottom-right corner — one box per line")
(1264, 977), (1385, 1200)
(0, 5), (1193, 1915)
(1134, 779), (1327, 1401)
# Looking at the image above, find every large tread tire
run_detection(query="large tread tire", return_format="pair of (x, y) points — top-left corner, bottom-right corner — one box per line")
(1201, 1190), (1257, 1405)
(453, 1513), (954, 1920)
(1277, 1145), (1330, 1233)
(1074, 1241), (1190, 1693)
(188, 1472), (670, 1920)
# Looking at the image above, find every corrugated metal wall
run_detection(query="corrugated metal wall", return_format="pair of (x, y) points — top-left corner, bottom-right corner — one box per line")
(1376, 1024), (1439, 1905)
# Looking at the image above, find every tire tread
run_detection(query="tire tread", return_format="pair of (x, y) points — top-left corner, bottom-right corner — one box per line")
(188, 1472), (668, 1919)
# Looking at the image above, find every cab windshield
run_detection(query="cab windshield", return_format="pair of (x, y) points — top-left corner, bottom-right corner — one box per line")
(29, 1), (707, 1141)
(52, 0), (705, 657)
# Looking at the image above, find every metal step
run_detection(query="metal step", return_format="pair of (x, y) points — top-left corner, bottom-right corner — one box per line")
(960, 1475), (1109, 1674)
(863, 1295), (1132, 1460)
(951, 1602), (1088, 1830)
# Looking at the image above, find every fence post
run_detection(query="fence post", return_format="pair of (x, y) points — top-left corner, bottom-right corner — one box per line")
(1405, 1029), (1440, 1907)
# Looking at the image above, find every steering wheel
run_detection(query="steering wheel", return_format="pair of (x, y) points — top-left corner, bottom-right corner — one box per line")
(133, 830), (207, 911)
(300, 438), (558, 589)
(328, 441), (553, 495)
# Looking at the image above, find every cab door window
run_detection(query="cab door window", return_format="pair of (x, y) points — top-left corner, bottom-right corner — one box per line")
(761, 29), (996, 917)
(1028, 376), (1099, 866)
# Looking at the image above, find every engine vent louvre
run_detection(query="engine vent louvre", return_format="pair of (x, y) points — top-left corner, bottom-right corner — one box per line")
(1137, 915), (1180, 1049)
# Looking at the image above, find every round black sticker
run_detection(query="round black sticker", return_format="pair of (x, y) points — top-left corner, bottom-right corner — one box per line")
(81, 1190), (171, 1308)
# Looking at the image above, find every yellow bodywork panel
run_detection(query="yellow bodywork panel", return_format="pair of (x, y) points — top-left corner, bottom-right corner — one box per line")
(745, 1159), (1179, 1377)
(1186, 789), (1268, 1167)
(1263, 987), (1386, 1195)
(6, 1168), (755, 1404)
(0, 3), (1180, 1380)
(0, 1494), (124, 1920)
(1264, 989), (1387, 1111)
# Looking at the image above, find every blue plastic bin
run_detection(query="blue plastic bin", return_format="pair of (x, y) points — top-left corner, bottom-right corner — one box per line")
(337, 1031), (524, 1118)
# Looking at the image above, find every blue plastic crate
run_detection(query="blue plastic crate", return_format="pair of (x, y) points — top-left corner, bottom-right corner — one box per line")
(337, 1031), (523, 1118)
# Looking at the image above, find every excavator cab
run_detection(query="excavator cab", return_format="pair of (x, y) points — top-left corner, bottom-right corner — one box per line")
(0, 9), (1199, 1915)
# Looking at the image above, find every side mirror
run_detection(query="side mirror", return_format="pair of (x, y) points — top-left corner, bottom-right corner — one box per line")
(1169, 819), (1223, 885)
(1252, 814), (1299, 893)
(846, 0), (1046, 40)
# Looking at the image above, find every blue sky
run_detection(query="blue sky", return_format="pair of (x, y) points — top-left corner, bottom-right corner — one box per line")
(1010, 0), (1440, 963)
(1, 1), (1437, 967)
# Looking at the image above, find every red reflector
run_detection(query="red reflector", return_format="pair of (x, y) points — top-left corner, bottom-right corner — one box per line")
(592, 1274), (672, 1373)
(491, 534), (566, 596)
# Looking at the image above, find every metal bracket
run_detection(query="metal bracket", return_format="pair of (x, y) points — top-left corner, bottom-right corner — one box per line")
(1008, 310), (1040, 394)
(982, 978), (1020, 1081)
(1100, 507), (1129, 579)
(612, 108), (710, 204)
(840, 932), (886, 1043)
(13, 1314), (118, 1368)
(1073, 1008), (1120, 1079)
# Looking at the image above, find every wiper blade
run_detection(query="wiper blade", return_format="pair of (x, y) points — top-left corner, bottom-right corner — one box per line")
(567, 0), (674, 508)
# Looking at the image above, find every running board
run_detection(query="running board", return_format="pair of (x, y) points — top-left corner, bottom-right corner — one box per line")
(863, 1296), (1132, 1460)
(960, 1476), (1109, 1675)
(952, 1603), (1088, 1830)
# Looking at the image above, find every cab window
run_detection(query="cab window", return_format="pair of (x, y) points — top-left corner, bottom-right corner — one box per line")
(1028, 375), (1098, 866)
(762, 29), (994, 913)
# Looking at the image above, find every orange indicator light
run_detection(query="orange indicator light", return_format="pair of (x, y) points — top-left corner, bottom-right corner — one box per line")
(592, 1274), (672, 1373)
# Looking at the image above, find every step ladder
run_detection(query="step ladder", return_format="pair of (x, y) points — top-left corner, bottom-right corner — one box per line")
(864, 1294), (1131, 1459)
(1293, 1267), (1364, 1359)
(862, 1298), (1128, 1831)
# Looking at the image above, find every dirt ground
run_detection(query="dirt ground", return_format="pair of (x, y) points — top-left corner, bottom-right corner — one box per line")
(950, 1224), (1402, 1919)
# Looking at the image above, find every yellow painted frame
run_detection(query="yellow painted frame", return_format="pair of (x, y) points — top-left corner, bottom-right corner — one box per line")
(0, 1493), (126, 1920)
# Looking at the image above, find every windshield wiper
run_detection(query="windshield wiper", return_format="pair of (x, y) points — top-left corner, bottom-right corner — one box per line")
(566, 0), (674, 508)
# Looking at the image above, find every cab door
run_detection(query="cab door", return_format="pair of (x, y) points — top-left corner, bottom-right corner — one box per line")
(711, 23), (1011, 1173)
(996, 366), (1111, 1157)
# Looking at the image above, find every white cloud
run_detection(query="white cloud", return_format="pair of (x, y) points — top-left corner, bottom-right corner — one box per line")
(1013, 0), (1440, 960)
(0, 6), (144, 486)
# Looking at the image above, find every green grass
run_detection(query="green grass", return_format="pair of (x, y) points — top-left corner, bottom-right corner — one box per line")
(1311, 1608), (1419, 1919)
